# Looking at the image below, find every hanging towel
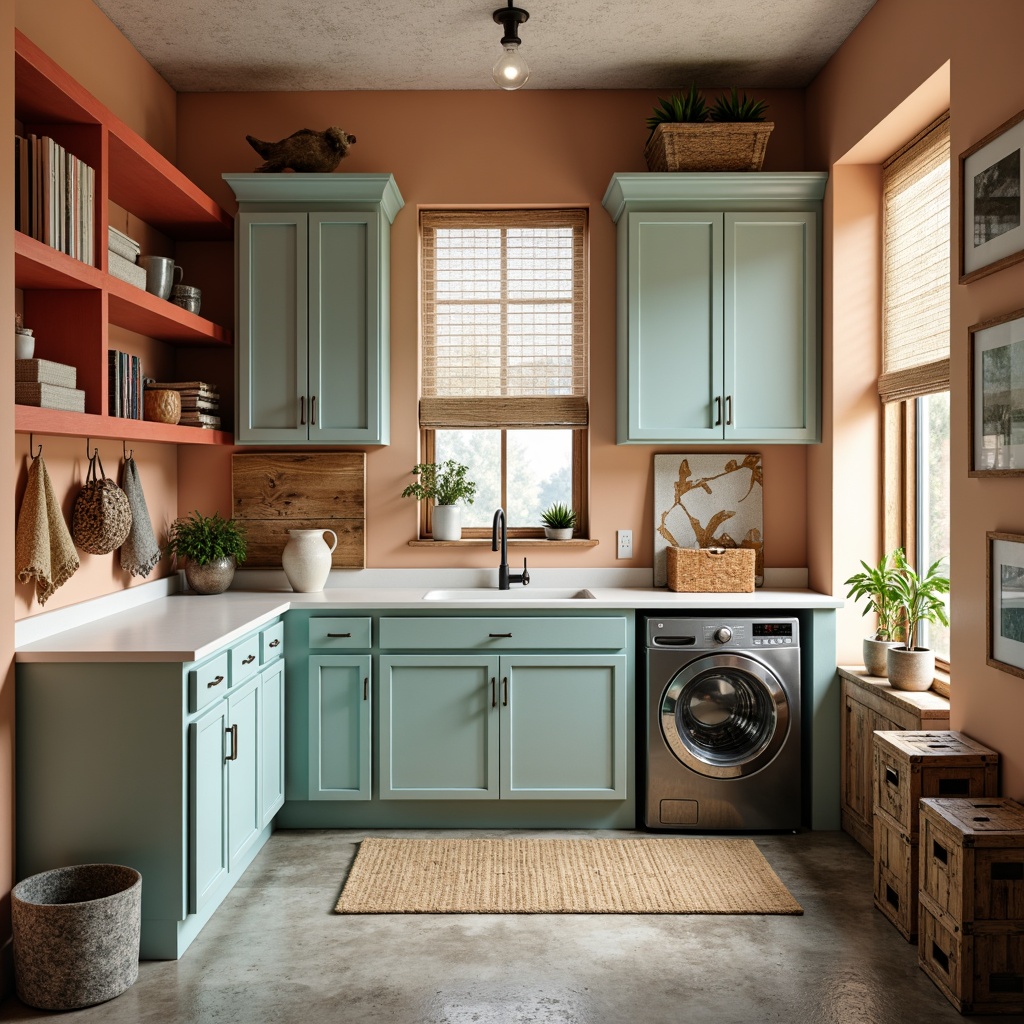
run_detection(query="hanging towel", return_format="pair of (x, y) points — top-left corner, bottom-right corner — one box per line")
(15, 454), (80, 605)
(119, 455), (162, 578)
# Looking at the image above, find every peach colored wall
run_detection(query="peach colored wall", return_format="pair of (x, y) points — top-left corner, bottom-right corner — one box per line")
(175, 88), (811, 572)
(806, 0), (1024, 796)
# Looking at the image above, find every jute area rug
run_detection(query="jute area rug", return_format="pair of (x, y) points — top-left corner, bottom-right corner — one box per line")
(334, 837), (802, 915)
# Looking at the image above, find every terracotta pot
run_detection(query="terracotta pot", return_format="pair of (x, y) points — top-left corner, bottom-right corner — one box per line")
(432, 505), (461, 541)
(184, 556), (236, 595)
(886, 646), (935, 691)
(862, 636), (901, 677)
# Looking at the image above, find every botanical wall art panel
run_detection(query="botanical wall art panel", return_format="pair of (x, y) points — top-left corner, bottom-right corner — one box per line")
(987, 531), (1024, 679)
(970, 307), (1024, 475)
(653, 453), (763, 587)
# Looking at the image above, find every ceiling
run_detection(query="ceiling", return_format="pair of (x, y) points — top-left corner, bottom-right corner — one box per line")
(92, 0), (877, 93)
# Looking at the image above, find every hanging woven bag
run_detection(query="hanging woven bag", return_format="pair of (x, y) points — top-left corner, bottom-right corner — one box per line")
(72, 449), (133, 555)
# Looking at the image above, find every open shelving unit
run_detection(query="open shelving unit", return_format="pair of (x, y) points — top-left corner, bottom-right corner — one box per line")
(13, 30), (234, 446)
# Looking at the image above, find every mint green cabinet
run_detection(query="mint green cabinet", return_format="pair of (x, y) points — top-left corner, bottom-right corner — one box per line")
(260, 659), (286, 826)
(189, 698), (229, 914)
(227, 674), (261, 871)
(226, 174), (404, 446)
(603, 173), (826, 445)
(308, 655), (372, 800)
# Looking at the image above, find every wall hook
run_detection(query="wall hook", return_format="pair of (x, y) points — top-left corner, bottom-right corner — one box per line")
(29, 434), (42, 460)
(86, 437), (97, 460)
(123, 440), (133, 461)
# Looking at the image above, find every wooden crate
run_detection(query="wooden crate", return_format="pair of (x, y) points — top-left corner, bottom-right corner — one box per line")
(920, 797), (1024, 929)
(873, 731), (999, 839)
(873, 807), (918, 940)
(919, 901), (1024, 1014)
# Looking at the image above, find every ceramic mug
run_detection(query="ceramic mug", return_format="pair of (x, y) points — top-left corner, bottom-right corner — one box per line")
(138, 256), (183, 300)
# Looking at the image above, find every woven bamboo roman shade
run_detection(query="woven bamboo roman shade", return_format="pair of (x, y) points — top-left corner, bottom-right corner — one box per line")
(420, 209), (588, 428)
(879, 115), (951, 404)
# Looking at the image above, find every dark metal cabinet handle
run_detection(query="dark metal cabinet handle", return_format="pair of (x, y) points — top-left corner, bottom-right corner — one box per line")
(269, 639), (281, 648)
(363, 677), (369, 701)
(502, 676), (508, 707)
(489, 632), (513, 639)
(207, 674), (225, 689)
(311, 395), (317, 425)
(299, 395), (306, 425)
(714, 396), (722, 426)
(491, 677), (496, 708)
(725, 394), (733, 426)
(242, 654), (256, 665)
(225, 724), (239, 762)
(327, 632), (352, 638)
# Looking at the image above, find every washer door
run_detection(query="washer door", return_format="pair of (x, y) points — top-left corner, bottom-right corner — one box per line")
(660, 654), (790, 779)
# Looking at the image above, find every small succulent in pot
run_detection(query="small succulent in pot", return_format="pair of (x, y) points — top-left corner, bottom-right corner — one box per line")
(540, 502), (576, 540)
(166, 511), (247, 595)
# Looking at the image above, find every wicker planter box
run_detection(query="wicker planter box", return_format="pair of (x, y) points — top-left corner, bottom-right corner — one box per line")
(665, 545), (755, 593)
(644, 122), (775, 172)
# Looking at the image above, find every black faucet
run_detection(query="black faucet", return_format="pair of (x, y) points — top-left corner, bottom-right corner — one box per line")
(492, 508), (529, 590)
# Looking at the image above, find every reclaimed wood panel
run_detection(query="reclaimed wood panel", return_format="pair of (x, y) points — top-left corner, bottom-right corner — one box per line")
(231, 453), (365, 568)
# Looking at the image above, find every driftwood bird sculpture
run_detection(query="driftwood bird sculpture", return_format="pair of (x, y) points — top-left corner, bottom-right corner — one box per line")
(245, 127), (357, 173)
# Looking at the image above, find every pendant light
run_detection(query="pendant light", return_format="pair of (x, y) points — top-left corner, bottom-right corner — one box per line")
(492, 0), (530, 90)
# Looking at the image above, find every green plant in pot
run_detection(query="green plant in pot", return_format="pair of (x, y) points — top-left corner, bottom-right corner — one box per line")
(886, 550), (950, 691)
(166, 510), (247, 595)
(540, 502), (576, 540)
(844, 549), (905, 677)
(401, 460), (477, 541)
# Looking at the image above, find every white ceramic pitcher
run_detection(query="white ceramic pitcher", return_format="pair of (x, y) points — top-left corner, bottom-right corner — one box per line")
(282, 528), (338, 593)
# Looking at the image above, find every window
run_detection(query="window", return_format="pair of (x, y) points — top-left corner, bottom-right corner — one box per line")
(419, 209), (588, 537)
(881, 114), (951, 666)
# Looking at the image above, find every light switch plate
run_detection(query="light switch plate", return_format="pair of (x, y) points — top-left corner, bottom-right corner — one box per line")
(617, 530), (632, 559)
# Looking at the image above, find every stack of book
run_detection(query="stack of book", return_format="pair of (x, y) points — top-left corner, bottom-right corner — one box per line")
(107, 226), (146, 290)
(146, 380), (221, 429)
(15, 357), (86, 412)
(14, 133), (95, 266)
(108, 349), (143, 419)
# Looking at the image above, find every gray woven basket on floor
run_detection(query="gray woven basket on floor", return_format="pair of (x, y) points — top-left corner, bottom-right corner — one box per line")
(12, 863), (141, 1010)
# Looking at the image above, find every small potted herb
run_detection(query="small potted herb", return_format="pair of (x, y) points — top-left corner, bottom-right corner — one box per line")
(401, 460), (477, 541)
(844, 549), (905, 676)
(166, 510), (247, 595)
(886, 551), (950, 691)
(540, 502), (576, 540)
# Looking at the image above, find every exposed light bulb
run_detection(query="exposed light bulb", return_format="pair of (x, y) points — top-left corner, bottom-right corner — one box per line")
(492, 42), (530, 90)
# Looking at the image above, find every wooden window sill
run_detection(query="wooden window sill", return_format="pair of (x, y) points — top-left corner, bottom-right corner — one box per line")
(838, 665), (951, 712)
(408, 538), (599, 548)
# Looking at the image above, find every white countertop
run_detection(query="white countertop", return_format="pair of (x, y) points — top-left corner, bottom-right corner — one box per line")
(15, 577), (842, 663)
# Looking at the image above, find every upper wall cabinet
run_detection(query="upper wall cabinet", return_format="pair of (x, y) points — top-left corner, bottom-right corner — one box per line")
(602, 173), (827, 445)
(225, 175), (404, 446)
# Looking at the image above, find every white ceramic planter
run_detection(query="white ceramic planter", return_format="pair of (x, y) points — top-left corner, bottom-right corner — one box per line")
(282, 528), (338, 593)
(862, 636), (901, 677)
(432, 505), (462, 541)
(544, 527), (574, 540)
(886, 646), (935, 691)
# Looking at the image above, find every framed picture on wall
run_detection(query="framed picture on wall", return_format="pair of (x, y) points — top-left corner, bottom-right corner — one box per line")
(988, 532), (1024, 678)
(970, 307), (1024, 475)
(961, 108), (1024, 283)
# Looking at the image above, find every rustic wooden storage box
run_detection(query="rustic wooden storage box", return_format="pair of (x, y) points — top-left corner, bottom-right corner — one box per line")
(873, 807), (919, 940)
(918, 797), (1024, 1014)
(873, 731), (999, 839)
(665, 545), (755, 593)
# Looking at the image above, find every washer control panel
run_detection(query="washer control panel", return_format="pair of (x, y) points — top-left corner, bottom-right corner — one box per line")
(647, 617), (799, 651)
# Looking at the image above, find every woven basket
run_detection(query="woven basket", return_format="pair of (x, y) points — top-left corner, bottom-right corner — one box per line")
(144, 388), (182, 425)
(644, 122), (775, 172)
(15, 382), (85, 412)
(72, 452), (133, 555)
(666, 546), (756, 593)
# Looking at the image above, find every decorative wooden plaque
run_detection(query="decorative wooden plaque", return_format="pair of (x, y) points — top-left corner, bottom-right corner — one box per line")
(231, 452), (366, 568)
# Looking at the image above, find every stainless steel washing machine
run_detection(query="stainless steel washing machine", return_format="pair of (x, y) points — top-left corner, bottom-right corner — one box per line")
(645, 615), (801, 831)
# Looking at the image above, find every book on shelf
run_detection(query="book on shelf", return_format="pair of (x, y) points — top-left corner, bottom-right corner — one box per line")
(178, 411), (222, 429)
(146, 380), (220, 393)
(108, 225), (141, 262)
(108, 349), (143, 419)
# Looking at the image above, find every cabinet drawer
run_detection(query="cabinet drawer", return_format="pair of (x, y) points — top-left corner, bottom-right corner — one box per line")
(188, 652), (229, 713)
(231, 634), (261, 686)
(261, 620), (285, 663)
(379, 616), (628, 651)
(308, 617), (372, 649)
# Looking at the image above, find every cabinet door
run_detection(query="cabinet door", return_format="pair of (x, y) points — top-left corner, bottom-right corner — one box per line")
(500, 655), (628, 800)
(259, 659), (285, 826)
(237, 211), (310, 443)
(379, 655), (499, 800)
(189, 700), (228, 914)
(308, 655), (372, 800)
(625, 212), (723, 442)
(309, 212), (388, 444)
(226, 676), (261, 870)
(724, 212), (818, 442)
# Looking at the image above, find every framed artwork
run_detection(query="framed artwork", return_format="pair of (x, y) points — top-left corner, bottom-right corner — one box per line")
(987, 532), (1024, 678)
(961, 108), (1024, 283)
(969, 307), (1024, 475)
(652, 453), (763, 587)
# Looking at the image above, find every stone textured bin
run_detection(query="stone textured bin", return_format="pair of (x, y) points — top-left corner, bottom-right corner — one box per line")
(12, 863), (141, 1010)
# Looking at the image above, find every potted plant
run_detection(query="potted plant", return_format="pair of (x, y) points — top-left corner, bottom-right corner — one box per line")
(166, 510), (247, 595)
(540, 502), (576, 540)
(401, 460), (477, 541)
(644, 85), (774, 173)
(886, 551), (950, 691)
(844, 549), (905, 676)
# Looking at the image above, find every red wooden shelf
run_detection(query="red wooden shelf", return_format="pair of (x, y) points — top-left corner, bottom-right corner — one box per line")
(106, 276), (231, 347)
(15, 405), (233, 446)
(14, 231), (104, 290)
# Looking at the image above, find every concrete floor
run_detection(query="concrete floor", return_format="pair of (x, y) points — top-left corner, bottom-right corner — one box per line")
(2, 828), (1014, 1023)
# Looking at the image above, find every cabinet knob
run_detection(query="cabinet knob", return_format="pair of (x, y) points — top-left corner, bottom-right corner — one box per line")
(207, 674), (225, 689)
(269, 639), (281, 648)
(242, 654), (256, 665)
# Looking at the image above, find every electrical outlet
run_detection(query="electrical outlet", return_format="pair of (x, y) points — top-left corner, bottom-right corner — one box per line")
(617, 529), (633, 560)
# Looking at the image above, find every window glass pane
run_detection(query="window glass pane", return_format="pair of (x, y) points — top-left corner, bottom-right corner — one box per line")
(917, 391), (950, 661)
(435, 430), (501, 528)
(508, 430), (573, 526)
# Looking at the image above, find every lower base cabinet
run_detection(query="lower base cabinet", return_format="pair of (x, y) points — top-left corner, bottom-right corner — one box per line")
(308, 654), (372, 800)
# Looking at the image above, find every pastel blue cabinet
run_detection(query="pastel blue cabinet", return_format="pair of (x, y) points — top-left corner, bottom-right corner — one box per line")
(189, 699), (229, 914)
(603, 173), (827, 444)
(308, 655), (372, 800)
(260, 659), (286, 825)
(226, 174), (404, 446)
(227, 674), (261, 871)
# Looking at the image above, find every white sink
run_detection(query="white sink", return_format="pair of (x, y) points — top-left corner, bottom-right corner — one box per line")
(422, 587), (596, 601)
